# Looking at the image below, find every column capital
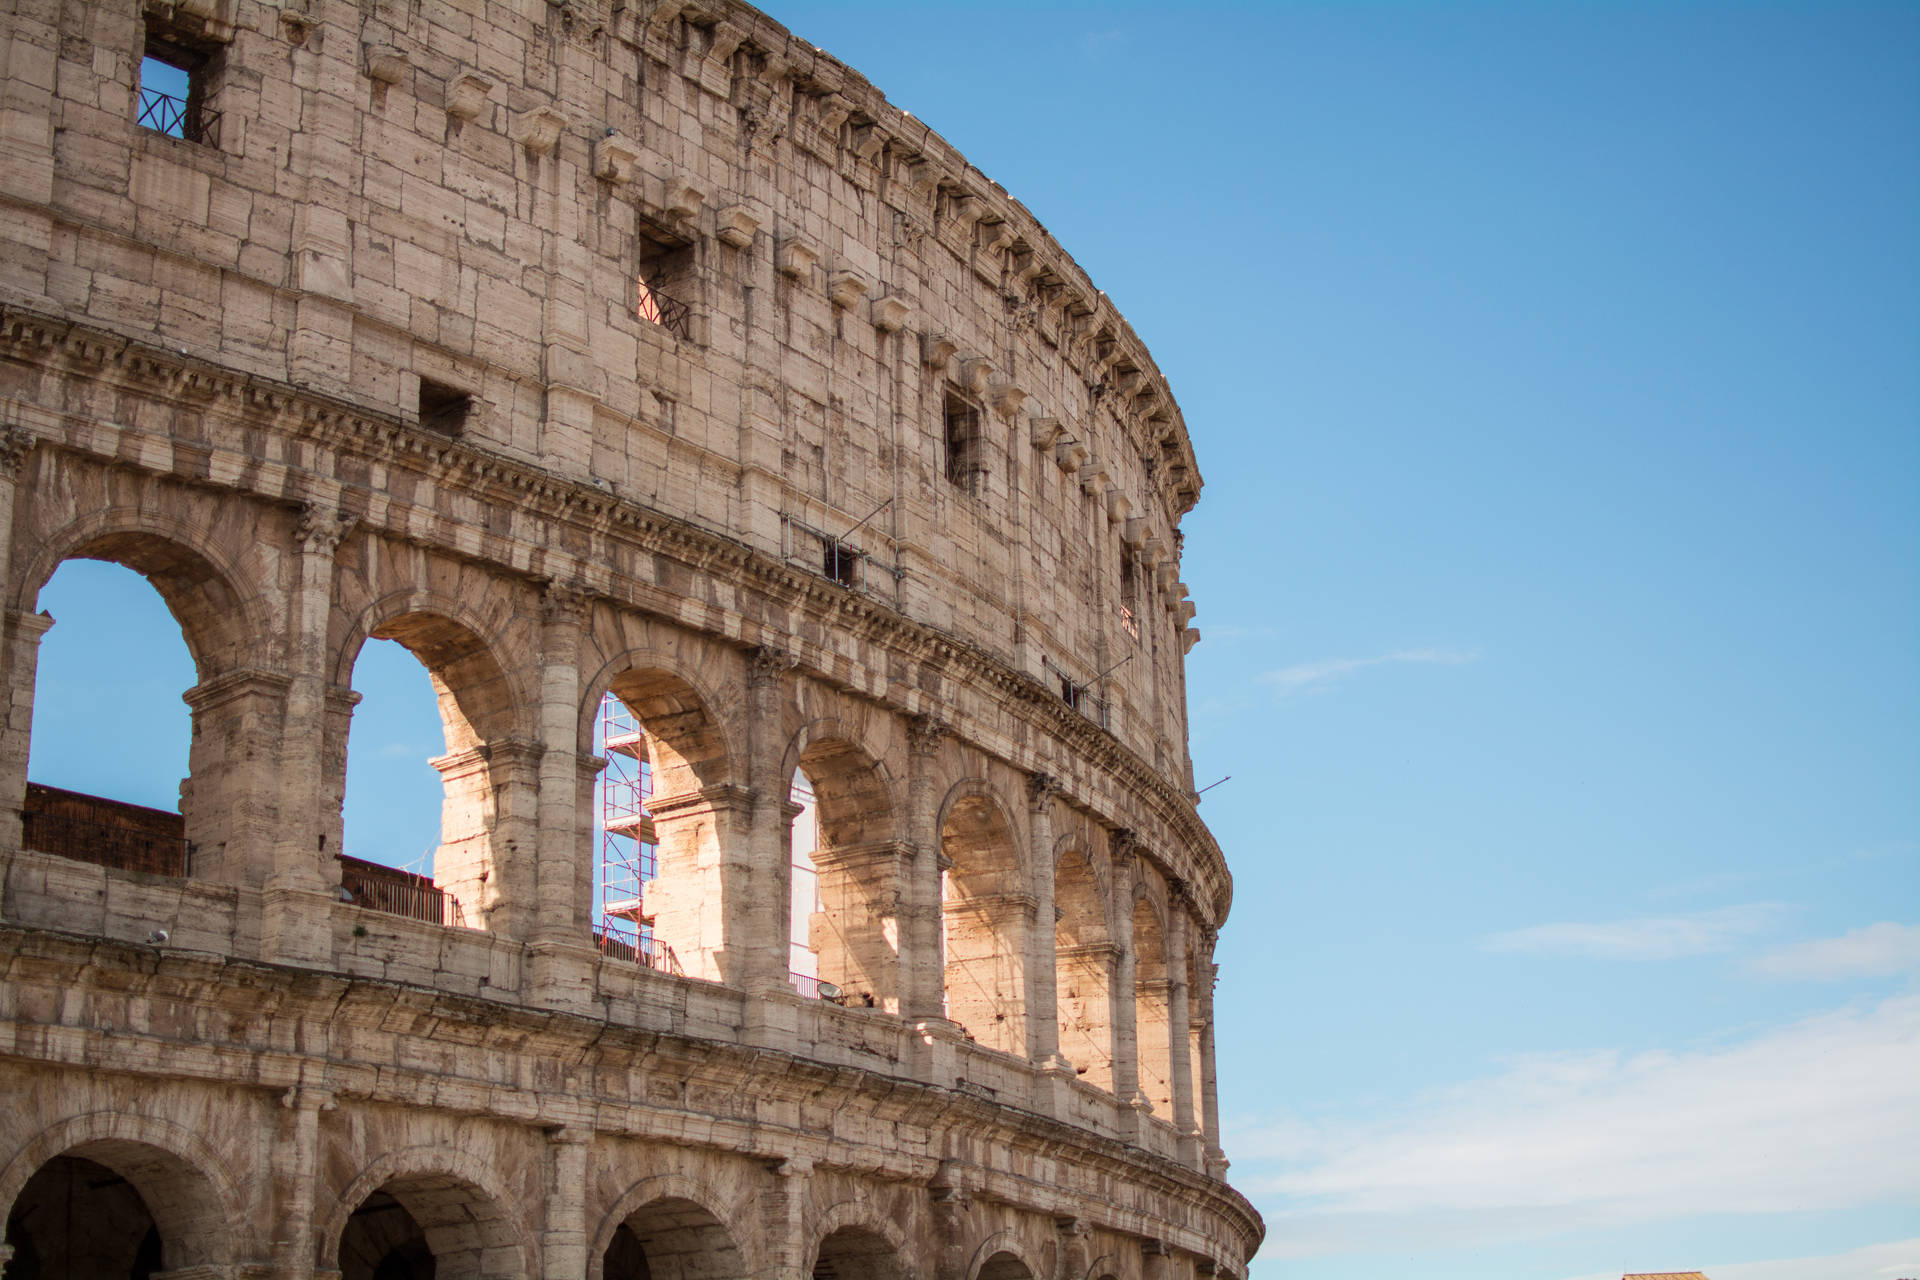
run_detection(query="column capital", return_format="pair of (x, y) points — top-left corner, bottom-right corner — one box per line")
(1109, 826), (1139, 867)
(541, 579), (593, 626)
(908, 712), (948, 756)
(296, 502), (356, 556)
(748, 643), (794, 687)
(1026, 770), (1064, 810)
(0, 428), (34, 479)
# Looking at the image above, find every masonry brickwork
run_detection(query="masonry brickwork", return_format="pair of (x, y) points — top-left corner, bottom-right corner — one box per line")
(0, 0), (1260, 1274)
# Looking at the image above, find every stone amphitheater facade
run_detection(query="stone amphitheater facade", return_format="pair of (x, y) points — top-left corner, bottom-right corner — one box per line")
(0, 0), (1262, 1274)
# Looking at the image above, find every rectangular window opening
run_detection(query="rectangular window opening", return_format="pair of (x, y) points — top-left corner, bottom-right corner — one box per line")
(138, 32), (221, 146)
(418, 379), (472, 436)
(637, 224), (696, 341)
(822, 537), (859, 587)
(944, 392), (983, 495)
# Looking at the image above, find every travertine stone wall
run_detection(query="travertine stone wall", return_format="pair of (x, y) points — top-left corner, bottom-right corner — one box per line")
(0, 0), (1258, 1273)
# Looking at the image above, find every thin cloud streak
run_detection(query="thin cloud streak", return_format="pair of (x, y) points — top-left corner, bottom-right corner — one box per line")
(1257, 648), (1478, 697)
(1561, 1237), (1920, 1280)
(1233, 996), (1920, 1258)
(1483, 904), (1781, 961)
(1751, 922), (1920, 980)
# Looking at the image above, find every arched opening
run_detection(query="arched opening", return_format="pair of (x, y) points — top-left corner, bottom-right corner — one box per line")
(1054, 846), (1115, 1091)
(3, 1155), (161, 1279)
(600, 1197), (744, 1280)
(976, 1251), (1033, 1280)
(336, 1173), (521, 1280)
(1, 1139), (228, 1278)
(795, 735), (898, 1010)
(812, 1225), (904, 1280)
(1132, 895), (1173, 1116)
(341, 612), (519, 932)
(338, 1189), (433, 1280)
(21, 561), (196, 882)
(788, 767), (822, 995)
(338, 637), (455, 924)
(591, 668), (733, 982)
(940, 792), (1027, 1056)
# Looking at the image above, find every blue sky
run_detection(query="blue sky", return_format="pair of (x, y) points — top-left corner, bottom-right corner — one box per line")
(28, 2), (1918, 1277)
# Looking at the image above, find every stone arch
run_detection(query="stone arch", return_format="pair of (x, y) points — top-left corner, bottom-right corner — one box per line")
(334, 589), (534, 933)
(579, 644), (744, 981)
(1084, 1258), (1120, 1280)
(939, 779), (1028, 1056)
(318, 1144), (533, 1279)
(591, 1171), (749, 1280)
(1132, 886), (1173, 1116)
(13, 503), (270, 678)
(1054, 839), (1116, 1091)
(967, 1231), (1041, 1280)
(0, 1110), (246, 1272)
(786, 716), (902, 1010)
(805, 1201), (912, 1279)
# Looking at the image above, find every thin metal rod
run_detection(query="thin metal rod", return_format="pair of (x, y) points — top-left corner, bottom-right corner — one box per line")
(841, 496), (893, 541)
(1195, 775), (1230, 795)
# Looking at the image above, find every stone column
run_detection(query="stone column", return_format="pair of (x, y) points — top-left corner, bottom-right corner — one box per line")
(0, 609), (51, 858)
(1196, 925), (1228, 1178)
(0, 428), (33, 610)
(902, 714), (949, 1025)
(763, 1156), (813, 1280)
(1054, 1216), (1089, 1280)
(1108, 829), (1147, 1131)
(270, 1085), (332, 1280)
(1166, 886), (1199, 1165)
(262, 504), (354, 967)
(430, 738), (541, 936)
(1025, 772), (1065, 1068)
(542, 1127), (591, 1280)
(529, 584), (594, 1010)
(740, 646), (793, 998)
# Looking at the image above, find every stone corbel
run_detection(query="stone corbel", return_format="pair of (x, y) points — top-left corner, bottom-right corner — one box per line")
(956, 356), (993, 396)
(1079, 458), (1108, 497)
(906, 158), (940, 200)
(1178, 599), (1197, 627)
(514, 106), (568, 156)
(1013, 248), (1046, 286)
(592, 132), (641, 183)
(945, 191), (983, 233)
(849, 119), (886, 163)
(715, 204), (758, 247)
(445, 71), (493, 120)
(814, 91), (853, 137)
(1104, 489), (1132, 524)
(1183, 627), (1202, 653)
(869, 295), (912, 332)
(364, 44), (409, 84)
(1028, 417), (1064, 451)
(1053, 437), (1087, 473)
(980, 218), (1017, 256)
(662, 175), (705, 221)
(1156, 562), (1179, 592)
(920, 332), (958, 370)
(987, 381), (1027, 418)
(705, 18), (744, 63)
(776, 238), (819, 280)
(827, 270), (869, 310)
(1122, 515), (1148, 548)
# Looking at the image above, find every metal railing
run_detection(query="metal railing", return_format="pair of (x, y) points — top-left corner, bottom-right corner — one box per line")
(137, 85), (220, 146)
(21, 810), (191, 878)
(636, 280), (692, 341)
(595, 927), (682, 974)
(339, 861), (465, 927)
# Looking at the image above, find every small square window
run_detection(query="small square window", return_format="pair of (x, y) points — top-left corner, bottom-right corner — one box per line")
(138, 33), (221, 146)
(418, 379), (471, 436)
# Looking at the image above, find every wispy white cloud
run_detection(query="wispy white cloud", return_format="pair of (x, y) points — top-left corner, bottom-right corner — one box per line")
(1561, 1237), (1920, 1280)
(1752, 922), (1920, 981)
(1256, 648), (1477, 697)
(1482, 904), (1782, 961)
(1233, 996), (1920, 1258)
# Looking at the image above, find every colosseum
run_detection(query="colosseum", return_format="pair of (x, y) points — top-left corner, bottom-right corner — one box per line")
(0, 0), (1262, 1274)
